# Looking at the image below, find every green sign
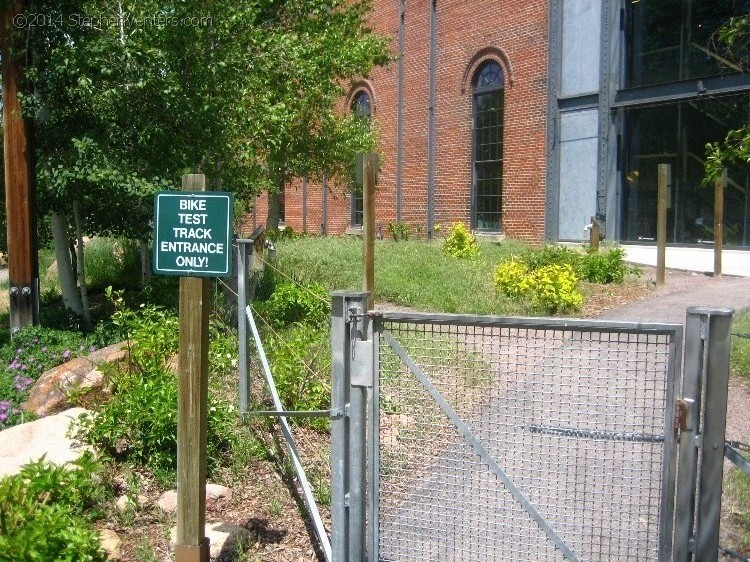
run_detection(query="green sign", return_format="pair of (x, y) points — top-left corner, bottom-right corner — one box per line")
(153, 191), (233, 277)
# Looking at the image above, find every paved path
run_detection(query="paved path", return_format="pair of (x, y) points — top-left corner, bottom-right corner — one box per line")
(598, 271), (750, 324)
(0, 268), (7, 283)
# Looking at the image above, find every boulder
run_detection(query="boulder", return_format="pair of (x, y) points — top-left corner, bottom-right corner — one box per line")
(157, 489), (178, 513)
(170, 522), (251, 561)
(0, 407), (90, 478)
(99, 529), (122, 561)
(206, 483), (232, 502)
(23, 342), (128, 417)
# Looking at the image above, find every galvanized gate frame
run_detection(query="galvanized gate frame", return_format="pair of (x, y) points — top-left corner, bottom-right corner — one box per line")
(330, 291), (734, 562)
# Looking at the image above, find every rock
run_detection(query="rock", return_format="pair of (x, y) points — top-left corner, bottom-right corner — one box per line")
(99, 529), (122, 561)
(170, 522), (251, 560)
(158, 489), (178, 513)
(206, 483), (232, 502)
(115, 494), (148, 512)
(159, 485), (231, 514)
(23, 342), (128, 417)
(0, 407), (90, 478)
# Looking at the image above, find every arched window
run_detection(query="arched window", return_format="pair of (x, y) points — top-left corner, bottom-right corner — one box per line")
(351, 90), (372, 227)
(472, 61), (504, 231)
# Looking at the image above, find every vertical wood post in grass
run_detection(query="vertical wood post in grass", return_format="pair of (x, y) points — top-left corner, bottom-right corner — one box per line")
(714, 169), (726, 278)
(656, 164), (670, 285)
(362, 153), (377, 310)
(176, 173), (210, 562)
(589, 216), (600, 252)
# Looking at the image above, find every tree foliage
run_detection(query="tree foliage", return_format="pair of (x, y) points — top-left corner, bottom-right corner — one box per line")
(18, 0), (389, 237)
(704, 14), (750, 183)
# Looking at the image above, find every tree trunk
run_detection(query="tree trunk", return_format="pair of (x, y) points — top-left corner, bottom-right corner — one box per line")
(72, 200), (91, 329)
(50, 211), (83, 316)
(140, 240), (151, 285)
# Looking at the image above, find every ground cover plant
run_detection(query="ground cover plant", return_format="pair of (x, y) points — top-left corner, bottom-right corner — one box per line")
(273, 235), (529, 315)
(0, 453), (111, 561)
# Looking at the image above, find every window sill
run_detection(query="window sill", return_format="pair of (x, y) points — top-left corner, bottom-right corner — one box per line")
(345, 226), (363, 236)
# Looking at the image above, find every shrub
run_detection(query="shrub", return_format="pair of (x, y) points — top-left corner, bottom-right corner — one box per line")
(75, 296), (234, 481)
(387, 221), (410, 241)
(0, 454), (110, 561)
(492, 259), (528, 299)
(85, 238), (142, 291)
(579, 247), (628, 284)
(522, 245), (582, 272)
(443, 223), (479, 259)
(255, 282), (329, 329)
(520, 264), (583, 314)
(265, 323), (331, 430)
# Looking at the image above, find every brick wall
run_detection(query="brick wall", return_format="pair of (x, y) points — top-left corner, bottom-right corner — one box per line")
(249, 0), (548, 243)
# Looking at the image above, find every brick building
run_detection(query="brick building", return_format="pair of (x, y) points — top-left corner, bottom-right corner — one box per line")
(251, 0), (549, 242)
(252, 1), (750, 249)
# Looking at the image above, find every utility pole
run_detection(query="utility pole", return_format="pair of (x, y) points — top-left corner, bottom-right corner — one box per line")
(2, 1), (39, 333)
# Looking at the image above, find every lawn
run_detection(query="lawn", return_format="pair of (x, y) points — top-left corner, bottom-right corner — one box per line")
(732, 312), (750, 382)
(274, 236), (531, 315)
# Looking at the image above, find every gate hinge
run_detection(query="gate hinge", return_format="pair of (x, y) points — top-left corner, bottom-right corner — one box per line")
(675, 399), (688, 436)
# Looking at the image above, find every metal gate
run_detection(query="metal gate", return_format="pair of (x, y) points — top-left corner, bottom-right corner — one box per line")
(330, 292), (733, 562)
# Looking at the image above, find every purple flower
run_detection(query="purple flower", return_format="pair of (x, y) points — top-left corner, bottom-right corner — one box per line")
(0, 413), (7, 422)
(20, 365), (27, 371)
(41, 346), (48, 353)
(63, 350), (71, 360)
(89, 345), (97, 353)
(0, 401), (10, 409)
(15, 348), (22, 355)
(33, 338), (39, 344)
(28, 357), (34, 364)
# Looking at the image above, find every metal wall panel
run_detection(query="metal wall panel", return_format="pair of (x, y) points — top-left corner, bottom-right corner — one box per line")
(561, 0), (601, 97)
(558, 110), (598, 241)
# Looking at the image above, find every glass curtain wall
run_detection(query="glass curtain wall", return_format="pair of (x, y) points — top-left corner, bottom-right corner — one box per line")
(622, 0), (750, 248)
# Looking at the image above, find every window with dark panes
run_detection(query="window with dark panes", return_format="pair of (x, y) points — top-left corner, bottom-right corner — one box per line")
(628, 0), (750, 88)
(473, 61), (504, 231)
(350, 90), (372, 227)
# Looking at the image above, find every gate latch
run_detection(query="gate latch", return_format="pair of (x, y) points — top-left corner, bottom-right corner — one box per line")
(674, 399), (688, 436)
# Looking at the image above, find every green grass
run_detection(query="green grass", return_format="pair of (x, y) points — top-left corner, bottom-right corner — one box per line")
(274, 237), (530, 315)
(732, 312), (750, 380)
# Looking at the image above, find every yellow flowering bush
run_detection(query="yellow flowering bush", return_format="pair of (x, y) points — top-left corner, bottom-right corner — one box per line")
(494, 260), (583, 314)
(520, 264), (583, 313)
(443, 223), (479, 259)
(493, 259), (528, 299)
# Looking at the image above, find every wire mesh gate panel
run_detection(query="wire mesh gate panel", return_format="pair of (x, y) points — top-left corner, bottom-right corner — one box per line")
(371, 313), (682, 562)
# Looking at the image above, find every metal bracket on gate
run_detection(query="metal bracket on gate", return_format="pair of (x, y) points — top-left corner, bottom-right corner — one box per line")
(351, 338), (373, 388)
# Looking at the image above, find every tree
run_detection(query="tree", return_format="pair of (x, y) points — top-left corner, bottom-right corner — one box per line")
(704, 15), (750, 183)
(16, 0), (389, 318)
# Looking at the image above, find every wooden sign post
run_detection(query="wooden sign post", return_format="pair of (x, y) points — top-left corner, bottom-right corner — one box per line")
(154, 174), (233, 562)
(714, 169), (726, 278)
(362, 153), (377, 310)
(656, 164), (670, 285)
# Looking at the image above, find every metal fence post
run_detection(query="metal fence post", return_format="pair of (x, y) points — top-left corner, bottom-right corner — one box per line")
(694, 306), (733, 562)
(237, 241), (250, 414)
(331, 291), (370, 562)
(674, 307), (733, 562)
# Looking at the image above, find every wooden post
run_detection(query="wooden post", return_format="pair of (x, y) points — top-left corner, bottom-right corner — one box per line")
(362, 154), (376, 310)
(176, 173), (210, 562)
(589, 217), (600, 252)
(2, 1), (38, 333)
(656, 164), (670, 285)
(714, 169), (726, 278)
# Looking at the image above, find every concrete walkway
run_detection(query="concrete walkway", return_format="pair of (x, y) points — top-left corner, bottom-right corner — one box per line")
(623, 245), (750, 278)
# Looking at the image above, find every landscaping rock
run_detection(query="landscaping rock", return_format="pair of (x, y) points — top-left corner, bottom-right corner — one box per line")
(157, 489), (178, 513)
(115, 494), (148, 512)
(99, 529), (122, 561)
(23, 342), (128, 417)
(0, 407), (90, 478)
(170, 522), (251, 561)
(206, 483), (232, 502)
(159, 485), (231, 514)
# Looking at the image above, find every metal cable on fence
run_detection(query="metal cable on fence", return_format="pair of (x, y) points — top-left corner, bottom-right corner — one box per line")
(733, 333), (750, 340)
(256, 254), (330, 306)
(249, 304), (332, 395)
(217, 277), (239, 299)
